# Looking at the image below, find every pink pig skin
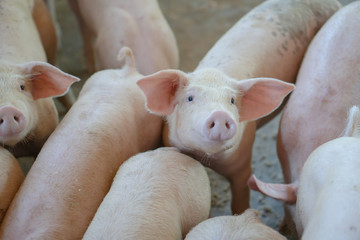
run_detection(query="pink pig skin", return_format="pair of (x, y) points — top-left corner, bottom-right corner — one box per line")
(0, 0), (79, 157)
(0, 0), (78, 221)
(248, 1), (360, 235)
(0, 47), (162, 240)
(295, 106), (360, 239)
(185, 209), (286, 240)
(0, 148), (24, 224)
(32, 0), (58, 65)
(137, 0), (341, 215)
(83, 147), (211, 240)
(68, 0), (179, 75)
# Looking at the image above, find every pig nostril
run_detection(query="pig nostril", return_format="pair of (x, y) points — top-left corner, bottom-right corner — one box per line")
(209, 122), (215, 129)
(0, 119), (3, 124)
(13, 116), (19, 122)
(225, 122), (230, 129)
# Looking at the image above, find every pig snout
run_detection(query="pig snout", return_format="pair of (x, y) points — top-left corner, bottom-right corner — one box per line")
(203, 111), (236, 141)
(0, 106), (26, 137)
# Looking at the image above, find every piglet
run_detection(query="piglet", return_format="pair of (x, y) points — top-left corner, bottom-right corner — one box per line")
(0, 0), (79, 158)
(294, 106), (360, 239)
(0, 47), (162, 239)
(83, 147), (211, 240)
(248, 1), (360, 234)
(137, 0), (341, 214)
(185, 209), (286, 240)
(68, 0), (179, 74)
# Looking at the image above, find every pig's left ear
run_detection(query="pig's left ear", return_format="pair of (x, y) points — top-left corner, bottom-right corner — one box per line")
(136, 69), (189, 115)
(236, 78), (295, 121)
(17, 61), (80, 100)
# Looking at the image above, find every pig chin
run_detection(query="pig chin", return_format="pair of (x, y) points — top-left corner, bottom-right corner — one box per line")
(0, 131), (28, 147)
(174, 131), (238, 158)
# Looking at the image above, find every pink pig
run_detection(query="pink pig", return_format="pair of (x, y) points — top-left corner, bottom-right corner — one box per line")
(0, 0), (78, 222)
(83, 147), (211, 240)
(68, 0), (179, 74)
(137, 0), (341, 214)
(0, 47), (162, 239)
(185, 209), (286, 240)
(0, 0), (79, 157)
(295, 106), (360, 239)
(248, 1), (360, 235)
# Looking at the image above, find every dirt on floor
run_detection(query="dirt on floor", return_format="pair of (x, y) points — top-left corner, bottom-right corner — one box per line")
(18, 0), (356, 239)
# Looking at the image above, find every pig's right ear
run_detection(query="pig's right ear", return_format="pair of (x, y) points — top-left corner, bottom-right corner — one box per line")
(136, 70), (189, 115)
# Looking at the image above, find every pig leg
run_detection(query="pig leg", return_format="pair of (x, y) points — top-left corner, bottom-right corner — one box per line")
(32, 0), (57, 65)
(0, 148), (24, 224)
(68, 0), (96, 73)
(229, 161), (252, 214)
(228, 122), (255, 214)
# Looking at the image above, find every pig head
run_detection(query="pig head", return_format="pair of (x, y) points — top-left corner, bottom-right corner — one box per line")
(0, 61), (79, 157)
(137, 67), (294, 214)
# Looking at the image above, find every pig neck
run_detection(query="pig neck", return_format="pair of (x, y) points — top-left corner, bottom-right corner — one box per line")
(0, 0), (46, 63)
(172, 121), (255, 214)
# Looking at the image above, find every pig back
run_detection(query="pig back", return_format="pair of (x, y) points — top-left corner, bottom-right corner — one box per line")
(0, 0), (47, 63)
(78, 69), (163, 153)
(296, 136), (360, 238)
(196, 0), (341, 83)
(83, 147), (211, 240)
(277, 1), (360, 185)
(74, 0), (179, 74)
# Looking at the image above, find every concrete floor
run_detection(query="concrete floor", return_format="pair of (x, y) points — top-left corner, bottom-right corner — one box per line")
(32, 0), (356, 239)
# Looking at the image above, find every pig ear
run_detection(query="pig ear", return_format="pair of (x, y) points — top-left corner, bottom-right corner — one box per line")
(248, 175), (297, 204)
(136, 69), (189, 115)
(236, 78), (295, 121)
(17, 61), (80, 100)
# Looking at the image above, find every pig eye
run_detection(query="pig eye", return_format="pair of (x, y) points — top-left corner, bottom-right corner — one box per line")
(20, 85), (25, 91)
(231, 97), (235, 104)
(187, 95), (194, 102)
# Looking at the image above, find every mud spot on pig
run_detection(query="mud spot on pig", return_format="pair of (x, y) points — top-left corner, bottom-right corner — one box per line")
(350, 226), (357, 231)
